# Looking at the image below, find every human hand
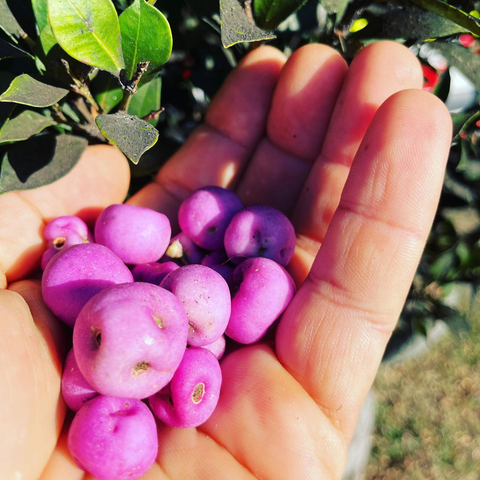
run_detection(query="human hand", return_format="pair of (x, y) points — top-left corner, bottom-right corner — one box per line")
(0, 41), (452, 480)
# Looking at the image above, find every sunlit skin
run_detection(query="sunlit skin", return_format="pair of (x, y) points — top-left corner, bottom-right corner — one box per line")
(0, 41), (452, 480)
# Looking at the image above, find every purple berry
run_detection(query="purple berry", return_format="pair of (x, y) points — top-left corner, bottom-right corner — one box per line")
(42, 243), (134, 327)
(149, 348), (222, 428)
(160, 265), (231, 347)
(131, 262), (179, 285)
(73, 282), (188, 399)
(194, 334), (226, 360)
(178, 186), (243, 251)
(62, 348), (99, 412)
(224, 205), (296, 266)
(226, 257), (296, 344)
(68, 395), (158, 480)
(166, 232), (205, 265)
(201, 251), (233, 282)
(41, 216), (94, 269)
(95, 204), (171, 265)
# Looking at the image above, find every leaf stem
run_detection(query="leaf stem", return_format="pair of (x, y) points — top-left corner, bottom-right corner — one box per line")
(118, 61), (150, 113)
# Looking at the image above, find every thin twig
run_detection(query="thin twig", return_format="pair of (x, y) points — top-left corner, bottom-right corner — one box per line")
(118, 61), (150, 112)
(61, 59), (101, 113)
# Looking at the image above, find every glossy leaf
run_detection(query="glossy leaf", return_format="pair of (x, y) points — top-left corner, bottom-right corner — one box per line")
(32, 0), (49, 32)
(48, 0), (125, 76)
(119, 0), (172, 80)
(0, 110), (56, 144)
(410, 0), (480, 36)
(0, 74), (69, 107)
(0, 38), (32, 60)
(0, 0), (23, 42)
(0, 134), (87, 194)
(253, 0), (308, 30)
(220, 0), (276, 48)
(128, 76), (161, 126)
(96, 113), (159, 164)
(92, 71), (123, 113)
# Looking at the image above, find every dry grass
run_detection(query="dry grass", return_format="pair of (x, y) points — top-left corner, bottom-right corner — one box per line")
(365, 297), (480, 480)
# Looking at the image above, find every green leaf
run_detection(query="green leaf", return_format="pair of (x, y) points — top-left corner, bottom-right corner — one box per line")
(96, 112), (159, 164)
(37, 23), (58, 56)
(0, 134), (87, 194)
(0, 110), (56, 144)
(409, 0), (480, 36)
(91, 71), (123, 113)
(0, 38), (32, 60)
(0, 74), (69, 107)
(432, 43), (480, 91)
(220, 0), (276, 48)
(433, 68), (450, 103)
(119, 0), (172, 80)
(47, 0), (125, 76)
(253, 0), (308, 30)
(0, 0), (23, 43)
(451, 111), (475, 139)
(458, 138), (480, 181)
(127, 76), (161, 126)
(32, 0), (49, 32)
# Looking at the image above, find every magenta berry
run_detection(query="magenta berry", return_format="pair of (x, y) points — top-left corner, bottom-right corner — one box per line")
(226, 257), (296, 344)
(41, 215), (94, 269)
(68, 395), (158, 480)
(178, 186), (243, 251)
(41, 243), (133, 327)
(131, 262), (179, 285)
(73, 282), (188, 399)
(194, 334), (226, 360)
(149, 348), (222, 428)
(62, 348), (99, 412)
(95, 204), (171, 265)
(224, 205), (296, 266)
(160, 265), (231, 346)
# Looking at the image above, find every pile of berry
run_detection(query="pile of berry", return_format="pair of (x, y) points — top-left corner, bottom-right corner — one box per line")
(40, 186), (296, 480)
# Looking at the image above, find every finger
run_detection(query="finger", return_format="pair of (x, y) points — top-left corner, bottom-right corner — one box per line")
(276, 90), (452, 441)
(290, 41), (424, 283)
(0, 280), (70, 480)
(236, 44), (347, 214)
(200, 344), (346, 480)
(128, 46), (286, 225)
(0, 145), (130, 287)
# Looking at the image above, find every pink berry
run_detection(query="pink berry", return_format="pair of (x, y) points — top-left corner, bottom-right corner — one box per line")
(95, 204), (171, 265)
(194, 334), (226, 360)
(62, 348), (99, 412)
(226, 257), (296, 344)
(73, 282), (188, 399)
(178, 186), (243, 251)
(41, 216), (94, 269)
(68, 395), (158, 480)
(41, 243), (134, 327)
(149, 348), (222, 428)
(224, 205), (296, 266)
(160, 265), (231, 346)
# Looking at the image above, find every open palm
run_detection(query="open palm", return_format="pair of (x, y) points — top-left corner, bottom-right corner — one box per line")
(0, 41), (451, 480)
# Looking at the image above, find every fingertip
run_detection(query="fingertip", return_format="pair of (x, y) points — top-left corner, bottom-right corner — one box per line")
(353, 41), (424, 90)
